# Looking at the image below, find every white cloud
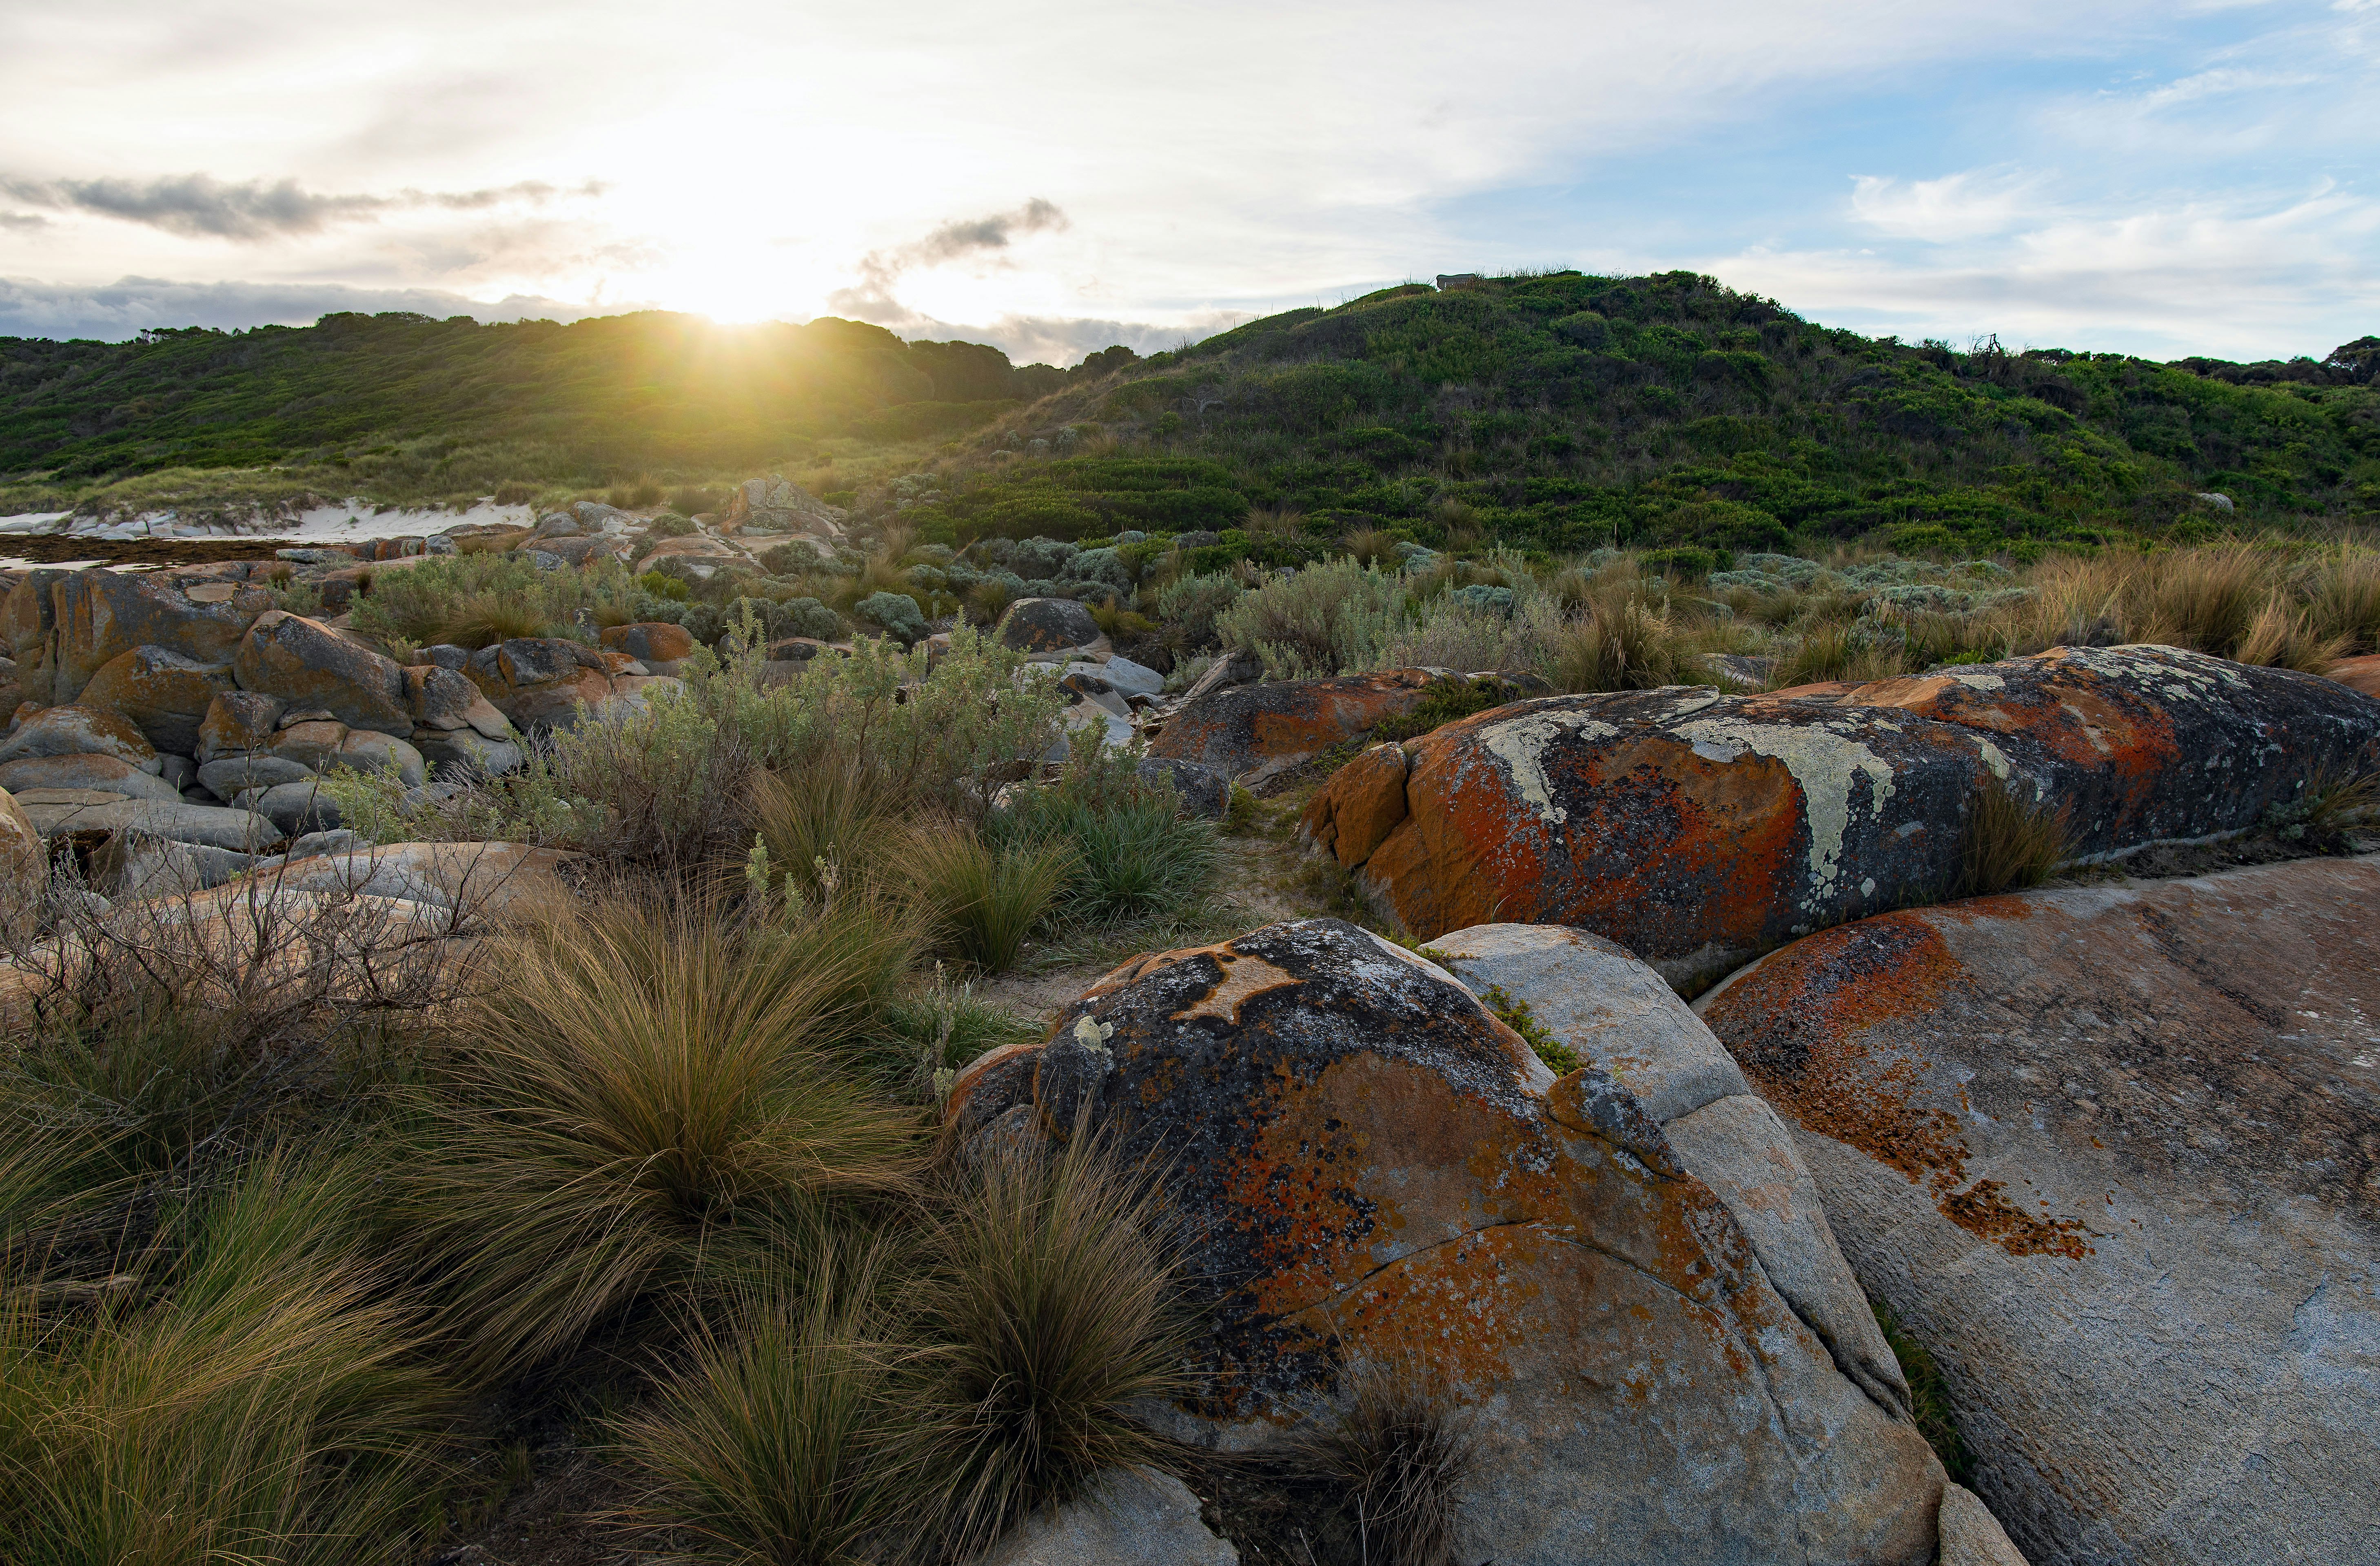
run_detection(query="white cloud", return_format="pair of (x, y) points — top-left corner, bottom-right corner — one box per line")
(1848, 171), (2051, 242)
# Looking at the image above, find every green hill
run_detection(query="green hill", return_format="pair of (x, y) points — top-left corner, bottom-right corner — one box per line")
(0, 309), (1112, 488)
(913, 271), (2379, 559)
(3, 271), (2374, 557)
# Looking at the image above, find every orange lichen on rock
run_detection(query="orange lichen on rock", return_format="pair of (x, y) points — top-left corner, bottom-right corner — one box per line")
(1703, 912), (2092, 1258)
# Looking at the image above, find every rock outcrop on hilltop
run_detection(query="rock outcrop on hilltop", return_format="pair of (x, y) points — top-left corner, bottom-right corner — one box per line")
(948, 917), (1950, 1566)
(1696, 857), (2380, 1566)
(1300, 646), (2380, 991)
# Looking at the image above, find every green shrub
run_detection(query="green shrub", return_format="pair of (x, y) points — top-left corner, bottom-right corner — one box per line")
(1152, 569), (1245, 647)
(854, 590), (929, 646)
(643, 511), (699, 539)
(1215, 557), (1405, 677)
(688, 625), (1065, 823)
(989, 737), (1220, 923)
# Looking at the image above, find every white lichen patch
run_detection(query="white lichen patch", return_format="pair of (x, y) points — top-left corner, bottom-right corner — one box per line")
(1672, 716), (1896, 903)
(1950, 671), (2007, 691)
(1975, 737), (2011, 780)
(1481, 710), (1621, 825)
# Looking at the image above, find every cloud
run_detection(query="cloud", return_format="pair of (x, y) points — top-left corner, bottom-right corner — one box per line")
(0, 213), (46, 232)
(828, 198), (1070, 322)
(0, 274), (634, 342)
(1848, 170), (2048, 242)
(0, 174), (602, 241)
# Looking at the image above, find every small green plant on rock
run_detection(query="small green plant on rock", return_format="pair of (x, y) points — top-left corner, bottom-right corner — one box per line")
(1479, 983), (1582, 1075)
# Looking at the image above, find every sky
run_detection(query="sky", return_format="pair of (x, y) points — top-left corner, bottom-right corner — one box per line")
(0, 0), (2373, 364)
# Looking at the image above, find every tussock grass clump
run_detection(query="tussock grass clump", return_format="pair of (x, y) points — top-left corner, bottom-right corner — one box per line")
(1954, 774), (2072, 897)
(919, 1133), (1189, 1558)
(989, 735), (1220, 927)
(0, 1154), (457, 1566)
(902, 822), (1076, 975)
(1548, 592), (1690, 693)
(396, 895), (925, 1382)
(430, 590), (557, 649)
(614, 1245), (922, 1566)
(1297, 1369), (1474, 1566)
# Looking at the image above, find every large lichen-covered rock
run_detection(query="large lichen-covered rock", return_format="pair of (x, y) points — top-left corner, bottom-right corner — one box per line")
(5, 568), (260, 706)
(0, 753), (181, 802)
(1695, 859), (2380, 1566)
(0, 704), (160, 773)
(1303, 647), (2380, 991)
(598, 621), (696, 664)
(1428, 921), (1911, 1418)
(233, 611), (412, 736)
(78, 644), (240, 756)
(1149, 669), (1445, 784)
(947, 919), (1944, 1566)
(464, 638), (641, 733)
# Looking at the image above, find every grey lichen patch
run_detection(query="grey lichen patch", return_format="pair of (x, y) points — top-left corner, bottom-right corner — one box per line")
(1481, 709), (1620, 826)
(1674, 716), (1896, 903)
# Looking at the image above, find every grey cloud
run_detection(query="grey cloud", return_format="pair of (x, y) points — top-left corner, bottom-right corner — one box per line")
(0, 275), (634, 342)
(0, 213), (46, 231)
(829, 198), (1070, 320)
(0, 175), (602, 241)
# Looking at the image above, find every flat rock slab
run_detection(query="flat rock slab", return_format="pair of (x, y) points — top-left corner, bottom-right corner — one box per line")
(16, 793), (285, 852)
(977, 1469), (1236, 1566)
(1304, 647), (2380, 993)
(1696, 857), (2380, 1566)
(949, 918), (1943, 1566)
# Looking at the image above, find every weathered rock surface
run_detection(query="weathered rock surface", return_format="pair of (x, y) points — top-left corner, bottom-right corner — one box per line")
(1135, 755), (1228, 819)
(1150, 668), (1445, 784)
(78, 644), (239, 755)
(0, 753), (182, 802)
(976, 1469), (1237, 1566)
(464, 637), (662, 733)
(719, 474), (845, 538)
(2329, 651), (2380, 700)
(1695, 858), (2380, 1566)
(1939, 1484), (2033, 1566)
(240, 841), (576, 921)
(233, 611), (412, 735)
(947, 919), (1943, 1566)
(995, 595), (1102, 654)
(599, 620), (695, 664)
(0, 785), (47, 927)
(1306, 647), (2380, 991)
(6, 568), (258, 705)
(14, 794), (285, 853)
(0, 704), (160, 772)
(1429, 921), (1912, 1418)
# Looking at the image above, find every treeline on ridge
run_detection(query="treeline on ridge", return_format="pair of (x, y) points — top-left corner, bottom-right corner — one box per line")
(0, 311), (1136, 480)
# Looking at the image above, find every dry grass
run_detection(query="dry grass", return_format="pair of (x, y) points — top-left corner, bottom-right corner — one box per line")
(396, 895), (926, 1382)
(1243, 505), (1307, 541)
(1954, 775), (2073, 897)
(0, 1153), (458, 1566)
(1296, 1367), (1474, 1566)
(918, 1131), (1191, 1559)
(1342, 526), (1399, 566)
(1546, 593), (1690, 693)
(901, 820), (1077, 975)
